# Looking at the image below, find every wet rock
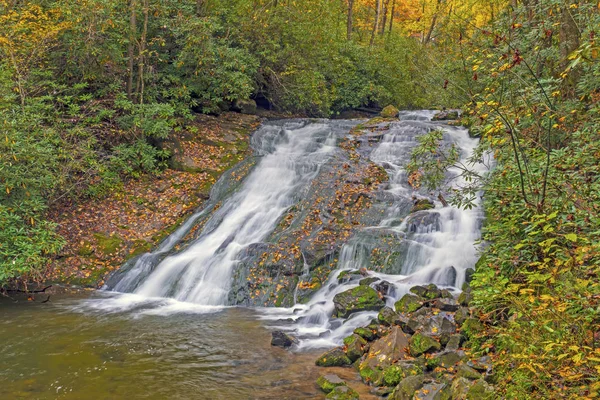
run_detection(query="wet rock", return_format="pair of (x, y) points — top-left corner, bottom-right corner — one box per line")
(343, 334), (367, 362)
(410, 284), (442, 300)
(466, 379), (494, 399)
(326, 385), (359, 400)
(359, 277), (379, 286)
(333, 285), (385, 318)
(390, 375), (430, 400)
(455, 307), (470, 326)
(415, 382), (451, 400)
(359, 326), (410, 385)
(440, 289), (454, 299)
(316, 347), (352, 367)
(456, 364), (482, 380)
(271, 331), (298, 348)
(432, 110), (459, 121)
(409, 333), (441, 356)
(380, 105), (400, 118)
(411, 199), (435, 213)
(378, 307), (401, 326)
(317, 374), (346, 394)
(394, 293), (423, 314)
(337, 270), (363, 284)
(233, 98), (258, 115)
(374, 280), (393, 296)
(445, 334), (464, 351)
(434, 298), (459, 312)
(381, 361), (424, 386)
(354, 327), (377, 341)
(465, 268), (475, 285)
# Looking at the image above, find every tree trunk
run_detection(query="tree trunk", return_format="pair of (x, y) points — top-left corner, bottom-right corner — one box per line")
(370, 0), (381, 46)
(380, 0), (390, 35)
(423, 0), (442, 45)
(136, 0), (149, 105)
(347, 0), (354, 41)
(127, 0), (137, 101)
(388, 0), (395, 35)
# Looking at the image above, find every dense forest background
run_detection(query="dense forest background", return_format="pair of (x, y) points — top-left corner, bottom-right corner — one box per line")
(1, 0), (599, 398)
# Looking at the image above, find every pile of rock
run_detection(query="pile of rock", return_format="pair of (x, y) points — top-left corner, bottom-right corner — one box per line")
(315, 283), (493, 399)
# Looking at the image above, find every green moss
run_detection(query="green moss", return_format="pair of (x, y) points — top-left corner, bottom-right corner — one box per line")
(380, 105), (400, 118)
(409, 333), (441, 356)
(395, 294), (423, 314)
(93, 233), (123, 255)
(317, 375), (346, 394)
(77, 241), (94, 256)
(128, 240), (153, 259)
(411, 199), (435, 213)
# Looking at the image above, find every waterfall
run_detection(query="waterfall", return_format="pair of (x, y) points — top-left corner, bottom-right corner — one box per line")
(260, 111), (489, 349)
(100, 120), (344, 311)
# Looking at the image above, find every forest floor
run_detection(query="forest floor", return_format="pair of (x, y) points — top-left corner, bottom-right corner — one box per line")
(47, 112), (262, 287)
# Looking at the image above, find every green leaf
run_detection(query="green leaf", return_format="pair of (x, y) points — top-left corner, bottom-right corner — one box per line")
(565, 233), (578, 242)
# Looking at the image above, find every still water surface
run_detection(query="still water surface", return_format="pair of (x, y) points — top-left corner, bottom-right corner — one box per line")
(0, 291), (373, 400)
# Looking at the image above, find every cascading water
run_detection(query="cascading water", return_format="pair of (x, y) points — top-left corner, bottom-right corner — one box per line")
(261, 110), (489, 348)
(99, 120), (346, 311)
(97, 111), (487, 348)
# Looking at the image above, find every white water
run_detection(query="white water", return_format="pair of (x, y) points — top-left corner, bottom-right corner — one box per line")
(95, 111), (488, 349)
(260, 110), (490, 349)
(97, 121), (341, 312)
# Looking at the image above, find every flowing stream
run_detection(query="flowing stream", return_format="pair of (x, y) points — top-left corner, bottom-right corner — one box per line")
(0, 112), (488, 399)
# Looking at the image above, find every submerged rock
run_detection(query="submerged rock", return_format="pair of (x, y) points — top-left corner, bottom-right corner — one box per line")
(333, 285), (384, 318)
(317, 374), (347, 394)
(316, 347), (352, 367)
(270, 331), (297, 348)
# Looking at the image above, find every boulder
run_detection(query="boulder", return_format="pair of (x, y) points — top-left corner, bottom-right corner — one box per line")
(326, 385), (360, 400)
(354, 327), (376, 341)
(343, 334), (367, 362)
(317, 374), (347, 394)
(380, 105), (400, 118)
(411, 199), (435, 213)
(395, 293), (423, 314)
(374, 280), (393, 296)
(359, 277), (379, 286)
(233, 99), (258, 114)
(458, 289), (473, 306)
(432, 110), (460, 121)
(409, 333), (441, 357)
(359, 326), (410, 385)
(271, 331), (298, 348)
(333, 285), (385, 318)
(461, 318), (484, 338)
(456, 364), (482, 380)
(410, 284), (442, 300)
(421, 314), (457, 336)
(430, 351), (465, 369)
(390, 375), (429, 400)
(455, 307), (470, 326)
(434, 298), (459, 312)
(378, 307), (401, 326)
(316, 347), (352, 367)
(444, 334), (464, 351)
(382, 361), (424, 387)
(450, 377), (473, 399)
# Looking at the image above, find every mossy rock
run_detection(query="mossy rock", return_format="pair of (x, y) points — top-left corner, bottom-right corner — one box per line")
(382, 362), (424, 387)
(458, 289), (473, 306)
(380, 105), (400, 118)
(390, 375), (428, 400)
(333, 285), (385, 318)
(359, 277), (379, 286)
(359, 362), (384, 386)
(410, 284), (442, 300)
(317, 374), (346, 394)
(343, 333), (367, 361)
(411, 199), (435, 213)
(378, 307), (400, 326)
(455, 307), (470, 326)
(456, 364), (482, 380)
(316, 347), (352, 367)
(409, 333), (441, 357)
(354, 327), (376, 341)
(430, 351), (465, 370)
(325, 385), (359, 400)
(395, 294), (423, 314)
